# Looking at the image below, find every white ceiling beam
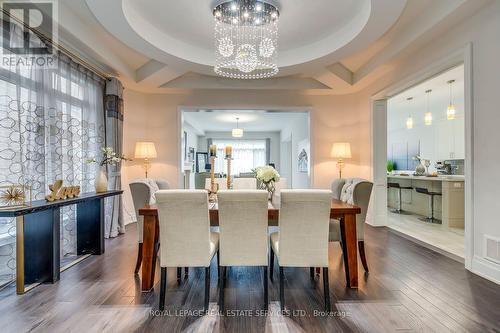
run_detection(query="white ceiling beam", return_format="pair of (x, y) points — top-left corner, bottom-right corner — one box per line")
(160, 73), (331, 90)
(136, 60), (167, 82)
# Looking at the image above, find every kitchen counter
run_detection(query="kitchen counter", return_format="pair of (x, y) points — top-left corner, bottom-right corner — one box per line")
(387, 174), (464, 229)
(387, 174), (464, 182)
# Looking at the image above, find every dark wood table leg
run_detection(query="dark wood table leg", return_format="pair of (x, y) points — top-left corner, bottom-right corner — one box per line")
(141, 214), (158, 292)
(340, 213), (358, 288)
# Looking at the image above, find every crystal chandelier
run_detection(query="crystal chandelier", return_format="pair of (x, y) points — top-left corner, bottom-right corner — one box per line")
(213, 0), (280, 79)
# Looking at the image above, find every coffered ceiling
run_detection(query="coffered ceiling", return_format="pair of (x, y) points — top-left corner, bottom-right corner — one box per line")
(58, 0), (492, 94)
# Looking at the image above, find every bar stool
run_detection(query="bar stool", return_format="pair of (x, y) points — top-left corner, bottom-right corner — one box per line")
(415, 187), (442, 224)
(387, 182), (413, 214)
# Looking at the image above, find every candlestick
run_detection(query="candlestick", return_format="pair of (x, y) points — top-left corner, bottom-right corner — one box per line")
(226, 157), (232, 189)
(209, 144), (217, 157)
(209, 156), (218, 202)
(225, 145), (232, 159)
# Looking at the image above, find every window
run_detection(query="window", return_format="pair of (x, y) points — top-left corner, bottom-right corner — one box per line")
(213, 139), (267, 175)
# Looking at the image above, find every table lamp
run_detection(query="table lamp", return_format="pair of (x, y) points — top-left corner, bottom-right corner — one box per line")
(134, 142), (157, 178)
(331, 142), (351, 179)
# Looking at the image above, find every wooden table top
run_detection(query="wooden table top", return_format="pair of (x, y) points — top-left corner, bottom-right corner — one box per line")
(139, 198), (361, 219)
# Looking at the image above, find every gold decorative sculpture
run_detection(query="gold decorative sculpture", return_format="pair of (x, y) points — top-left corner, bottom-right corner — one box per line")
(0, 184), (31, 209)
(45, 180), (81, 202)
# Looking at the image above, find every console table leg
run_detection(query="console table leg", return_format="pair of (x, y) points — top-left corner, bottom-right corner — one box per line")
(77, 198), (105, 255)
(17, 208), (60, 294)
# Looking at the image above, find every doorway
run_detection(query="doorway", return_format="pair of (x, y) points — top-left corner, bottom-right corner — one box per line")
(370, 46), (473, 267)
(178, 109), (311, 191)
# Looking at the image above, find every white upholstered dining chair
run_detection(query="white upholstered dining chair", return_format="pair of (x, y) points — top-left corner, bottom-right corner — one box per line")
(232, 177), (257, 189)
(155, 190), (219, 312)
(270, 189), (332, 311)
(217, 190), (269, 311)
(129, 179), (169, 274)
(329, 178), (373, 272)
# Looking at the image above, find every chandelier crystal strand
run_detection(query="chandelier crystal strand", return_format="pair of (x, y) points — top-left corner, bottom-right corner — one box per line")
(214, 0), (280, 79)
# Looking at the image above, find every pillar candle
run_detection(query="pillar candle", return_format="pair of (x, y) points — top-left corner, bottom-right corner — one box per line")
(209, 144), (217, 157)
(225, 145), (232, 158)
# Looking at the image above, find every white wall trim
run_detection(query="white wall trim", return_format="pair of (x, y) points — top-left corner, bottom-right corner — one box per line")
(471, 256), (500, 285)
(369, 43), (476, 274)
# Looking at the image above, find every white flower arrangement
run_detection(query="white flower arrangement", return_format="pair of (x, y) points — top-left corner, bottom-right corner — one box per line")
(87, 147), (130, 166)
(253, 165), (280, 184)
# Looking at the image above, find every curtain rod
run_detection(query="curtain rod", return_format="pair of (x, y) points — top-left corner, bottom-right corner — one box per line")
(1, 9), (112, 80)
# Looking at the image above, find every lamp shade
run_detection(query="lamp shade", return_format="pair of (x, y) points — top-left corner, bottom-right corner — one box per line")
(331, 143), (352, 159)
(134, 142), (157, 159)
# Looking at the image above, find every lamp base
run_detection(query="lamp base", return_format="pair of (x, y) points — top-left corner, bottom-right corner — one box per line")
(336, 159), (345, 179)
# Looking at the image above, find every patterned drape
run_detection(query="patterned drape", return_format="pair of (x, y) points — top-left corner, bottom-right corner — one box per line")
(104, 78), (125, 238)
(0, 20), (105, 287)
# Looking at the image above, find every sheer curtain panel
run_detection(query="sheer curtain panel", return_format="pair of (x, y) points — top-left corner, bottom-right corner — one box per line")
(0, 19), (105, 286)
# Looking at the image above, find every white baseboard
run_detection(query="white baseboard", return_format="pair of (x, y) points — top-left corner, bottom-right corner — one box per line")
(470, 255), (500, 285)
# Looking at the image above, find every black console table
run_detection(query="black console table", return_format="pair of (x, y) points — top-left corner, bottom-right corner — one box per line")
(0, 190), (123, 294)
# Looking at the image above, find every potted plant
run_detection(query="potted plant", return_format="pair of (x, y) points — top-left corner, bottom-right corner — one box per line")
(387, 160), (395, 174)
(253, 165), (280, 200)
(87, 147), (129, 193)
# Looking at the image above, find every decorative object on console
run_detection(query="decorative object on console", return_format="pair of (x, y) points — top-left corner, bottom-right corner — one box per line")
(134, 142), (157, 178)
(45, 180), (81, 202)
(253, 165), (280, 200)
(412, 155), (426, 176)
(88, 147), (130, 192)
(331, 142), (352, 178)
(213, 0), (280, 79)
(0, 184), (31, 209)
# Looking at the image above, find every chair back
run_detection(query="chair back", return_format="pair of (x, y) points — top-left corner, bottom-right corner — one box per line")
(331, 179), (346, 200)
(271, 177), (288, 202)
(233, 177), (257, 189)
(278, 189), (332, 267)
(336, 178), (373, 240)
(217, 190), (269, 266)
(129, 179), (169, 242)
(155, 190), (212, 267)
(205, 178), (228, 191)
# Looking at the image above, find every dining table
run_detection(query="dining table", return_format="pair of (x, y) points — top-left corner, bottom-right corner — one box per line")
(138, 198), (361, 292)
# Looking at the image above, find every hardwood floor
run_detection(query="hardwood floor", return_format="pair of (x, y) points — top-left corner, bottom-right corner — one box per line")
(0, 223), (499, 333)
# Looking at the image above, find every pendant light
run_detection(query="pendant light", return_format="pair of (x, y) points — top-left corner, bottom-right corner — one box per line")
(406, 97), (414, 129)
(447, 79), (456, 120)
(232, 117), (244, 138)
(424, 89), (432, 126)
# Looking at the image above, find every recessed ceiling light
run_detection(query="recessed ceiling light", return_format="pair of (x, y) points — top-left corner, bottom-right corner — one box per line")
(231, 3), (237, 11)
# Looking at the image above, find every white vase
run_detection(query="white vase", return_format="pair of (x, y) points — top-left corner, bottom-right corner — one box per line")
(95, 166), (108, 193)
